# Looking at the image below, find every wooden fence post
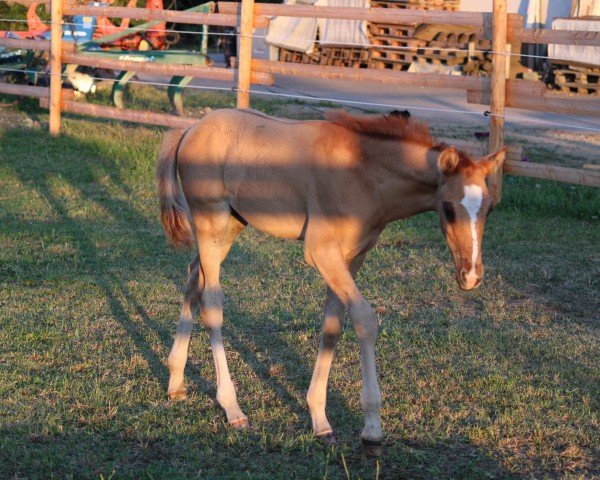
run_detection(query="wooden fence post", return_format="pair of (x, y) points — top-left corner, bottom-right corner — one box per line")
(236, 0), (254, 108)
(488, 0), (507, 204)
(49, 0), (63, 136)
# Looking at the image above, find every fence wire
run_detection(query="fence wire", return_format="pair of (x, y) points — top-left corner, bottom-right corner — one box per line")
(0, 15), (589, 61)
(1, 14), (599, 133)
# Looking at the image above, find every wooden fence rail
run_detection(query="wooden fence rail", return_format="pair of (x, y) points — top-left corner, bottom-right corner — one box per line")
(0, 0), (597, 188)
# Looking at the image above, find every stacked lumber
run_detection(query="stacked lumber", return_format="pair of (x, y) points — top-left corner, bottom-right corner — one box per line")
(371, 0), (459, 11)
(413, 24), (492, 75)
(553, 61), (599, 95)
(279, 43), (370, 68)
(277, 0), (493, 72)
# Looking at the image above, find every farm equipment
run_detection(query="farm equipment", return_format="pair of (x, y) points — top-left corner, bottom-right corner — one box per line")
(0, 0), (214, 113)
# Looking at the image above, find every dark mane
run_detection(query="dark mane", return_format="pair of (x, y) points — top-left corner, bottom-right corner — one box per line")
(325, 110), (442, 149)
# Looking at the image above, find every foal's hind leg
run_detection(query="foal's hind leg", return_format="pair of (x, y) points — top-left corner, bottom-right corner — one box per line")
(194, 208), (248, 428)
(307, 255), (365, 444)
(167, 254), (203, 400)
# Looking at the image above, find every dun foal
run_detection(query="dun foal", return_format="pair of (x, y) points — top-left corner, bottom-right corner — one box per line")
(157, 109), (505, 455)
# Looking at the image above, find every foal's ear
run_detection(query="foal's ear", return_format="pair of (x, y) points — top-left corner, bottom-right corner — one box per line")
(478, 148), (506, 176)
(437, 146), (460, 175)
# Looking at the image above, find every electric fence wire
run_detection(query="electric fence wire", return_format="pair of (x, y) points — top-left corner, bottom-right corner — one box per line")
(0, 16), (586, 60)
(1, 48), (600, 132)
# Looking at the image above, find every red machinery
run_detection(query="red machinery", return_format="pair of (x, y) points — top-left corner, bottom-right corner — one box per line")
(1, 0), (172, 51)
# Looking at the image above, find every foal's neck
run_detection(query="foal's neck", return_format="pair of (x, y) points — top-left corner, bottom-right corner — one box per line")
(367, 141), (439, 224)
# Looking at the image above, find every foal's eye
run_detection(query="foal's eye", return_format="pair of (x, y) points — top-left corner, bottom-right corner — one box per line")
(442, 201), (455, 222)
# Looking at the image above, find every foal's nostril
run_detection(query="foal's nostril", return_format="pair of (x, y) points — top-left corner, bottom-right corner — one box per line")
(460, 269), (468, 282)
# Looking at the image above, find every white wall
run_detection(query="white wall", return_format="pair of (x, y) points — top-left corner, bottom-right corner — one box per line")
(458, 0), (571, 28)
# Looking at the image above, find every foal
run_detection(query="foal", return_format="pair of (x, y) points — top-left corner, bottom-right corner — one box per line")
(157, 109), (504, 455)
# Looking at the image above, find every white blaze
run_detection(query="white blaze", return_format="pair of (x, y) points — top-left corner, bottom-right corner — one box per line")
(460, 185), (483, 282)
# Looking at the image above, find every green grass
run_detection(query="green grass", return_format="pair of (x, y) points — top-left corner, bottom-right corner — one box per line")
(0, 91), (599, 479)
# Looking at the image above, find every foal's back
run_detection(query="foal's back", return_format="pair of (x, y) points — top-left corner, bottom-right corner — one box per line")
(176, 109), (366, 240)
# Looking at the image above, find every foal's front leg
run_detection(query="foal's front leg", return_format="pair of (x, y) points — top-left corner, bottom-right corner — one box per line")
(306, 287), (344, 444)
(309, 247), (383, 455)
(307, 255), (365, 444)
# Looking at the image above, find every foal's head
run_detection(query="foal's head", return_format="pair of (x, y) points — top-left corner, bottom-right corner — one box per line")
(435, 146), (505, 291)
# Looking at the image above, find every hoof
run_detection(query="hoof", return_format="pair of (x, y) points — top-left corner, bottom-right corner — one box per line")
(361, 438), (383, 457)
(167, 387), (187, 401)
(229, 416), (249, 430)
(316, 432), (337, 446)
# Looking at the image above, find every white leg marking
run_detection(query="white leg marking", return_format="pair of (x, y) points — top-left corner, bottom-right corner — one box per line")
(460, 185), (483, 288)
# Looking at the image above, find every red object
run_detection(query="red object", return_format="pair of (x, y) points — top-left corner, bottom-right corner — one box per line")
(0, 3), (49, 39)
(0, 0), (168, 51)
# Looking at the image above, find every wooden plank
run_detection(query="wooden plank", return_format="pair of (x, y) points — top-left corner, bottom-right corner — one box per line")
(4, 0), (49, 5)
(62, 3), (269, 29)
(63, 4), (234, 27)
(440, 135), (600, 186)
(253, 58), (488, 90)
(40, 98), (200, 129)
(219, 1), (522, 30)
(0, 82), (49, 98)
(510, 28), (600, 47)
(236, 0), (254, 108)
(49, 0), (63, 136)
(488, 0), (507, 204)
(503, 160), (600, 187)
(62, 52), (274, 84)
(437, 138), (522, 161)
(0, 37), (51, 51)
(467, 89), (600, 116)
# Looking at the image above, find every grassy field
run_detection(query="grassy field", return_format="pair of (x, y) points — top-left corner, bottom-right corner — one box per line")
(0, 89), (599, 479)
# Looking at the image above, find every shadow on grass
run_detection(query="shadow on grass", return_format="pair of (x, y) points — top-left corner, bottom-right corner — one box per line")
(0, 122), (597, 479)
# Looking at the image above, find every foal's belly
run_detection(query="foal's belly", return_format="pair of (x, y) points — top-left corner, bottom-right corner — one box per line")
(231, 198), (307, 240)
(227, 172), (307, 239)
(223, 145), (310, 240)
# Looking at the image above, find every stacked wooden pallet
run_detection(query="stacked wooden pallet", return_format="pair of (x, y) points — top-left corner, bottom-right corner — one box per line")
(367, 0), (466, 71)
(278, 0), (485, 71)
(552, 61), (599, 96)
(372, 0), (459, 10)
(413, 24), (493, 75)
(279, 43), (370, 68)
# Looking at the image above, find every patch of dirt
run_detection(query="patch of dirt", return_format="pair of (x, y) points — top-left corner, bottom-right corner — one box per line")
(0, 107), (42, 130)
(549, 130), (600, 146)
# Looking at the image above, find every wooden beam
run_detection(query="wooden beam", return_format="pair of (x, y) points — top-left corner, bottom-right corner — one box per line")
(253, 59), (489, 90)
(62, 52), (274, 84)
(0, 82), (49, 98)
(4, 0), (48, 5)
(0, 37), (50, 51)
(440, 136), (599, 187)
(488, 0), (507, 204)
(62, 3), (269, 28)
(236, 0), (254, 109)
(503, 160), (600, 187)
(40, 98), (200, 128)
(219, 1), (522, 30)
(437, 138), (522, 162)
(510, 28), (600, 46)
(63, 4), (237, 27)
(466, 89), (600, 116)
(49, 0), (63, 136)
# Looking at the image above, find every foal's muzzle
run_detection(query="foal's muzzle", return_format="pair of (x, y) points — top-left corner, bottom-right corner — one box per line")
(457, 267), (482, 291)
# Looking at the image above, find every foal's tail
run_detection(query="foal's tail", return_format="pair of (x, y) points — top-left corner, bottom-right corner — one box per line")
(156, 128), (192, 248)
